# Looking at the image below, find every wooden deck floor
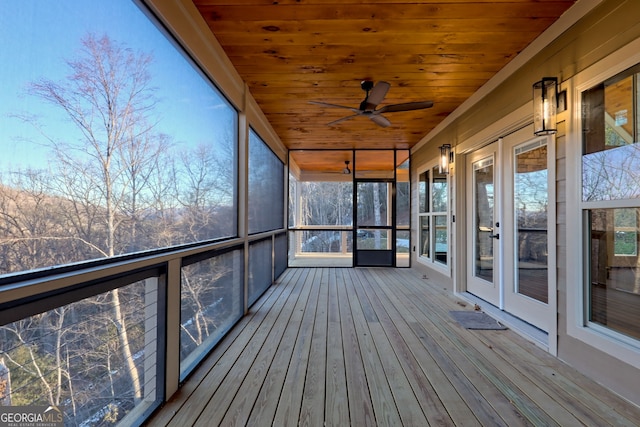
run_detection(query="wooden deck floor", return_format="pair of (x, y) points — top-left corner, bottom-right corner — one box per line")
(148, 267), (640, 426)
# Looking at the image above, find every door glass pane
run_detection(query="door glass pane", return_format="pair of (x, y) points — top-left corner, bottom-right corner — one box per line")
(474, 157), (494, 282)
(357, 182), (388, 226)
(515, 142), (548, 303)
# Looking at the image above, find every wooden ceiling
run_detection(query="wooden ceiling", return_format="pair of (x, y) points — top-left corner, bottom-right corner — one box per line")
(192, 0), (576, 161)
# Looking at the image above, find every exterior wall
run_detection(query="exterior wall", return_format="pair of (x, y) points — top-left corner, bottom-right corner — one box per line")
(411, 0), (640, 406)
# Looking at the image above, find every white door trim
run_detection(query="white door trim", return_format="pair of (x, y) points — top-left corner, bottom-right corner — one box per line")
(455, 105), (557, 354)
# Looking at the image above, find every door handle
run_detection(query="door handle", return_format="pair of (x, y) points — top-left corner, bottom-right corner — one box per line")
(489, 233), (500, 239)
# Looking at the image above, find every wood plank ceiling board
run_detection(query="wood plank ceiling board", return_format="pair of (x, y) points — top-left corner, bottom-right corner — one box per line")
(192, 0), (576, 172)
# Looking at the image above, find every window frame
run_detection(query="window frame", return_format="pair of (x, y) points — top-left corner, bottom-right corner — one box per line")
(416, 162), (450, 273)
(567, 37), (640, 368)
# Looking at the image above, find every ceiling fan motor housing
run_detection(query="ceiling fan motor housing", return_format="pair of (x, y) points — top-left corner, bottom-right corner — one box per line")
(361, 80), (374, 92)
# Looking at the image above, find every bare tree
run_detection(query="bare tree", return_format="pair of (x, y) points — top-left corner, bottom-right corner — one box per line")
(2, 28), (240, 422)
(25, 33), (168, 401)
(0, 169), (83, 273)
(180, 258), (234, 357)
(177, 144), (223, 241)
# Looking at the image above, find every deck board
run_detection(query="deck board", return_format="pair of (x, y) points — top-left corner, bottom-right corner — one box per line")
(272, 268), (319, 426)
(249, 268), (312, 424)
(324, 268), (350, 426)
(299, 267), (329, 426)
(345, 269), (403, 426)
(148, 267), (640, 426)
(335, 268), (376, 426)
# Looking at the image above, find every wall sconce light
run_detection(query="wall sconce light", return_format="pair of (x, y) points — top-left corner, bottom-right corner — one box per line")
(533, 77), (558, 135)
(439, 144), (453, 174)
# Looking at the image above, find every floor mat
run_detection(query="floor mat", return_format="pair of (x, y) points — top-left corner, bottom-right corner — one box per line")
(449, 310), (507, 330)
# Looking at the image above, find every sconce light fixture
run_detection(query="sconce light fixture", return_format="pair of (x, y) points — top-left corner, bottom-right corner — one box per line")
(439, 144), (453, 174)
(533, 77), (558, 135)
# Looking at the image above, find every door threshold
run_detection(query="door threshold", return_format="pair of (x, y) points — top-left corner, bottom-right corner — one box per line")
(458, 292), (549, 352)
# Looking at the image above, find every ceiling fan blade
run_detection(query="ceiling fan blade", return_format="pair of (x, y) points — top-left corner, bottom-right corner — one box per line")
(309, 101), (359, 113)
(369, 114), (391, 128)
(376, 100), (434, 114)
(363, 81), (391, 110)
(327, 114), (361, 126)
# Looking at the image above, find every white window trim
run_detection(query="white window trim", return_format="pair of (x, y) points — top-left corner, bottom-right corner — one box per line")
(416, 162), (451, 276)
(566, 37), (640, 369)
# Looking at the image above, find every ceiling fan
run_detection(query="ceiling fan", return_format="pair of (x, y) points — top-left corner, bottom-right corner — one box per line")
(322, 160), (352, 175)
(309, 80), (434, 128)
(342, 160), (351, 174)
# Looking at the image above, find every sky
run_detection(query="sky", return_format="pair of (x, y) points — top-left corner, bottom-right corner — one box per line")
(0, 1), (235, 172)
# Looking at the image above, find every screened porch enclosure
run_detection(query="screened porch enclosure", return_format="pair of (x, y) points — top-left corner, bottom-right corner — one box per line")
(0, 2), (288, 424)
(4, 1), (640, 425)
(287, 150), (410, 268)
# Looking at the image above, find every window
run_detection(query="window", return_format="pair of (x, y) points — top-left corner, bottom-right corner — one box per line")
(418, 165), (449, 267)
(582, 63), (640, 341)
(0, 1), (238, 276)
(248, 129), (284, 234)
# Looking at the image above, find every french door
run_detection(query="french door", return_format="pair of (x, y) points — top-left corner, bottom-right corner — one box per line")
(502, 128), (554, 332)
(466, 128), (555, 332)
(466, 142), (501, 305)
